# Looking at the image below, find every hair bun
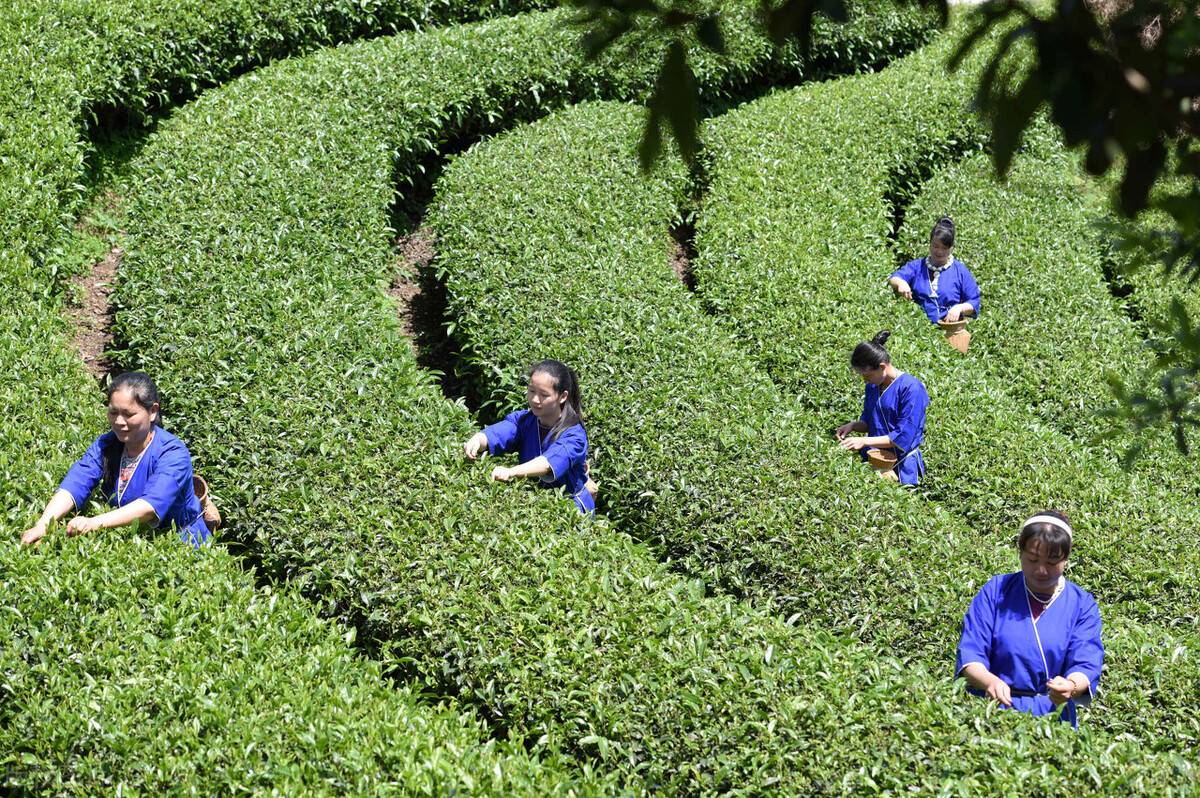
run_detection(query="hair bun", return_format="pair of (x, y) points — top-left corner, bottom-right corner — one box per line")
(872, 329), (892, 347)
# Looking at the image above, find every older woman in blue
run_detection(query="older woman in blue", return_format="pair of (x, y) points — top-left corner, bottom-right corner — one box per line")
(835, 330), (929, 484)
(463, 359), (596, 513)
(20, 372), (210, 548)
(889, 217), (981, 323)
(956, 511), (1103, 728)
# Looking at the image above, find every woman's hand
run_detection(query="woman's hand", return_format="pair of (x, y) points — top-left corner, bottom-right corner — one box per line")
(891, 278), (913, 301)
(834, 422), (856, 441)
(839, 436), (867, 452)
(943, 306), (962, 322)
(65, 516), (101, 536)
(463, 432), (488, 460)
(1046, 676), (1078, 706)
(490, 466), (514, 482)
(985, 678), (1013, 708)
(20, 523), (48, 547)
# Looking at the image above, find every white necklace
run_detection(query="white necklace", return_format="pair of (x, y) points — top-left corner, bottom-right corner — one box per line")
(1024, 575), (1065, 610)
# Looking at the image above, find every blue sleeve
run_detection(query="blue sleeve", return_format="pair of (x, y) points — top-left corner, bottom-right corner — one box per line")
(57, 435), (107, 510)
(859, 385), (875, 424)
(890, 259), (920, 284)
(541, 424), (587, 480)
(140, 439), (194, 525)
(482, 410), (524, 455)
(1064, 594), (1104, 704)
(890, 381), (928, 453)
(958, 263), (981, 316)
(956, 579), (997, 675)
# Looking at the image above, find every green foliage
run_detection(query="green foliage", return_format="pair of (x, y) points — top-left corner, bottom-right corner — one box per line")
(0, 534), (608, 795)
(103, 5), (996, 793)
(427, 90), (1195, 786)
(897, 140), (1200, 487)
(431, 29), (1002, 660)
(105, 6), (1197, 791)
(0, 0), (928, 791)
(0, 0), (553, 547)
(692, 17), (1200, 751)
(571, 0), (943, 168)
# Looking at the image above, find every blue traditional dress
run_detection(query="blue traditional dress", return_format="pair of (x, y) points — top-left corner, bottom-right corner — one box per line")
(956, 572), (1104, 727)
(891, 257), (982, 323)
(860, 372), (929, 484)
(482, 410), (594, 513)
(59, 428), (210, 548)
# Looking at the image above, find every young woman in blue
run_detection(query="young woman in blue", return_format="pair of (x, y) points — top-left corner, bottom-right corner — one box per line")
(463, 360), (596, 514)
(888, 217), (981, 323)
(956, 511), (1103, 728)
(835, 330), (929, 484)
(20, 372), (210, 549)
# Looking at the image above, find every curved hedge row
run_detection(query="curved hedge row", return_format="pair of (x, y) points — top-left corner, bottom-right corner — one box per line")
(121, 67), (1192, 786)
(426, 95), (1195, 786)
(0, 535), (607, 795)
(106, 5), (996, 794)
(0, 0), (551, 546)
(691, 34), (1200, 747)
(897, 134), (1199, 492)
(431, 22), (1008, 651)
(0, 2), (568, 789)
(693, 73), (1200, 623)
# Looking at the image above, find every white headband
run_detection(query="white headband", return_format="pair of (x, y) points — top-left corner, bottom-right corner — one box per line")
(1022, 514), (1073, 540)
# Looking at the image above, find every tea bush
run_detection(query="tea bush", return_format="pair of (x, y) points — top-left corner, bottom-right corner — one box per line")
(0, 535), (610, 795)
(430, 85), (1200, 772)
(0, 0), (554, 551)
(107, 7), (1198, 792)
(690, 30), (1200, 748)
(3, 1), (926, 791)
(429, 95), (1196, 784)
(898, 139), (1200, 491)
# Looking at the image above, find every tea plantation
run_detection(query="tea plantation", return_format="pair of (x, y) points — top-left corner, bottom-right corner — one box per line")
(2, 0), (1197, 793)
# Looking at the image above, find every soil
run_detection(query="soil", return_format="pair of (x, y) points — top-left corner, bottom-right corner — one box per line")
(388, 227), (437, 353)
(64, 235), (122, 382)
(669, 231), (698, 292)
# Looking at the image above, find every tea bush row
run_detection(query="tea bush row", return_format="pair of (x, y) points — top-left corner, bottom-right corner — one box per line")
(0, 2), (922, 791)
(102, 6), (1017, 794)
(689, 33), (1200, 746)
(0, 0), (553, 549)
(430, 22), (1009, 652)
(426, 92), (1195, 784)
(120, 71), (1192, 788)
(691, 30), (1200, 617)
(0, 534), (611, 795)
(105, 6), (1200, 792)
(897, 135), (1199, 491)
(0, 2), (572, 788)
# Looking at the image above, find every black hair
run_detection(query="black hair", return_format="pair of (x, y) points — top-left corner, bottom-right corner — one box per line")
(106, 371), (162, 427)
(930, 216), (956, 248)
(850, 330), (892, 371)
(1018, 509), (1072, 561)
(529, 359), (583, 442)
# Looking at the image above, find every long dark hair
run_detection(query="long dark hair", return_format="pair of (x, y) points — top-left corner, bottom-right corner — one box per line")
(106, 371), (162, 427)
(850, 330), (892, 371)
(530, 359), (583, 443)
(931, 216), (955, 248)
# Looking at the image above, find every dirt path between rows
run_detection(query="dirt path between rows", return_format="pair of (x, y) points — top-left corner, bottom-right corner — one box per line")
(388, 227), (437, 356)
(65, 242), (122, 381)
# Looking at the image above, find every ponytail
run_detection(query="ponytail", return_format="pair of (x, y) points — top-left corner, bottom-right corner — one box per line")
(850, 330), (892, 371)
